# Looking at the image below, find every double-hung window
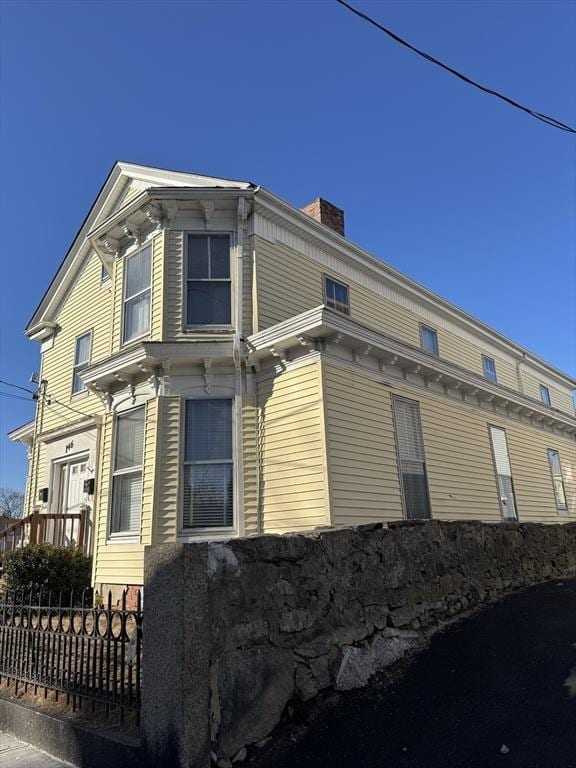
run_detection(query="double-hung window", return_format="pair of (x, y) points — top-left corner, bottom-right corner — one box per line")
(547, 449), (568, 512)
(540, 385), (551, 406)
(186, 235), (231, 326)
(393, 397), (432, 520)
(482, 355), (497, 383)
(182, 399), (233, 529)
(123, 245), (151, 344)
(420, 325), (439, 356)
(110, 407), (145, 536)
(489, 426), (518, 521)
(324, 276), (350, 314)
(72, 332), (91, 394)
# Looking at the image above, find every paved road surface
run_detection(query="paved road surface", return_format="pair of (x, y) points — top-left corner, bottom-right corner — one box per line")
(0, 732), (72, 768)
(251, 578), (576, 768)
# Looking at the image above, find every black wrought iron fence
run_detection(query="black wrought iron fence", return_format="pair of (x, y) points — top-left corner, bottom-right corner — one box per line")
(0, 590), (142, 722)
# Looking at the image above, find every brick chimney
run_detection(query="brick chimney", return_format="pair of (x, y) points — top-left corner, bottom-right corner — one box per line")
(301, 198), (345, 237)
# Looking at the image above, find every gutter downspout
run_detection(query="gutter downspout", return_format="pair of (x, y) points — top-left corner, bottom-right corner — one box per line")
(234, 197), (248, 536)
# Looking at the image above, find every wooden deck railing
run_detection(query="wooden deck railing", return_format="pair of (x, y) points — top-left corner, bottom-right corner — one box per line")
(0, 509), (89, 553)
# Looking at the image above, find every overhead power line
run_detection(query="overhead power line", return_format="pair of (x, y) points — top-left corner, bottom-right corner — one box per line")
(0, 378), (36, 395)
(0, 391), (34, 403)
(335, 0), (576, 134)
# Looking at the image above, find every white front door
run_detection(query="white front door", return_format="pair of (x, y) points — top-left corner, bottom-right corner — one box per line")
(65, 459), (88, 513)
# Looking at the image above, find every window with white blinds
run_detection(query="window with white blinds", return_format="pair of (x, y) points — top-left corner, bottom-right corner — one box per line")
(110, 407), (145, 535)
(489, 426), (518, 521)
(393, 397), (431, 520)
(547, 449), (568, 511)
(182, 399), (233, 529)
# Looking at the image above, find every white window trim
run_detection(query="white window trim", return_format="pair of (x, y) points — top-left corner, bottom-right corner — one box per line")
(391, 394), (432, 521)
(323, 274), (350, 315)
(540, 384), (551, 407)
(71, 330), (92, 397)
(488, 424), (519, 522)
(108, 405), (145, 541)
(122, 243), (152, 347)
(419, 323), (439, 357)
(482, 355), (497, 383)
(178, 396), (238, 537)
(182, 232), (235, 332)
(547, 448), (568, 513)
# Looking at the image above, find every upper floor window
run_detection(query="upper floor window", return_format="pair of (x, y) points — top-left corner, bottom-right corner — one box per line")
(186, 234), (231, 326)
(540, 384), (551, 406)
(183, 399), (233, 529)
(101, 263), (111, 283)
(420, 325), (439, 356)
(110, 406), (145, 536)
(547, 449), (567, 512)
(482, 355), (497, 383)
(72, 332), (91, 394)
(123, 244), (152, 344)
(324, 276), (350, 315)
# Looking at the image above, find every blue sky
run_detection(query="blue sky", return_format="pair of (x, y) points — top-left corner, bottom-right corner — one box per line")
(0, 0), (574, 491)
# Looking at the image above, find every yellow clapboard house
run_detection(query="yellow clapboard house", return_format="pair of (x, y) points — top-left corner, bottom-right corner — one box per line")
(8, 163), (576, 596)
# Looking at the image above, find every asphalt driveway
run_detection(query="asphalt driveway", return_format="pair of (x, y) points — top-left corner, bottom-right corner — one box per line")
(250, 578), (576, 768)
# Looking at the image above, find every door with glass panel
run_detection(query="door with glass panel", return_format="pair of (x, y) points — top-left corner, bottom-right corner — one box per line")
(393, 397), (432, 520)
(489, 426), (518, 521)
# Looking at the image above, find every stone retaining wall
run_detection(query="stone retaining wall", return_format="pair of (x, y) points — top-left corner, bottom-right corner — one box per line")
(142, 520), (576, 768)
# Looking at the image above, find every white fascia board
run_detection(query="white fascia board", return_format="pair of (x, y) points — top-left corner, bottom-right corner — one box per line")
(7, 420), (35, 443)
(255, 188), (575, 390)
(25, 164), (127, 333)
(116, 163), (253, 189)
(247, 307), (576, 429)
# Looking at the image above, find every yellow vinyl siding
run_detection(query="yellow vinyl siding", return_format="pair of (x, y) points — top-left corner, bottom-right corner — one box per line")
(40, 252), (111, 433)
(254, 237), (520, 394)
(505, 426), (576, 522)
(322, 361), (576, 527)
(242, 394), (259, 536)
(322, 363), (403, 526)
(164, 229), (185, 340)
(520, 370), (575, 416)
(415, 396), (502, 521)
(93, 400), (158, 587)
(150, 233), (164, 340)
(257, 362), (329, 532)
(154, 396), (181, 544)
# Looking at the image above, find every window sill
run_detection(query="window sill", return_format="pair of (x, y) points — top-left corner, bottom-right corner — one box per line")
(182, 326), (235, 333)
(106, 534), (141, 544)
(71, 390), (90, 401)
(177, 527), (237, 543)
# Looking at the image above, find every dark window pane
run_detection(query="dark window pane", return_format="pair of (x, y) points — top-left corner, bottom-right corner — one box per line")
(187, 236), (210, 278)
(187, 281), (231, 325)
(185, 400), (232, 462)
(210, 236), (230, 278)
(401, 461), (431, 520)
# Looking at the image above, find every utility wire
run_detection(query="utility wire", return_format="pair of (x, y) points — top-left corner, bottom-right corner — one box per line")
(335, 0), (576, 134)
(0, 391), (34, 403)
(0, 378), (36, 395)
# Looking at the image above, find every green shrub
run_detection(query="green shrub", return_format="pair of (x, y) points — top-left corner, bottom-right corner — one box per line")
(3, 544), (92, 600)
